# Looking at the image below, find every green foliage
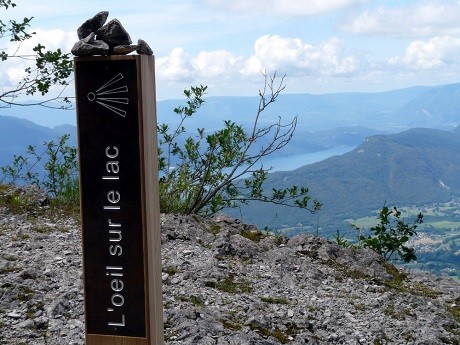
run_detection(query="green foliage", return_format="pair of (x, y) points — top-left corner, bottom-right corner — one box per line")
(0, 134), (79, 207)
(247, 322), (299, 344)
(0, 1), (73, 107)
(176, 294), (204, 307)
(0, 187), (34, 213)
(446, 303), (460, 323)
(205, 274), (252, 294)
(221, 318), (243, 331)
(333, 229), (351, 247)
(356, 206), (423, 263)
(383, 261), (408, 285)
(1, 74), (321, 217)
(158, 73), (321, 216)
(241, 229), (266, 242)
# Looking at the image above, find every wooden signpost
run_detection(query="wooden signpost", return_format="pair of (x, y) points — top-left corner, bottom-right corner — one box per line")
(74, 55), (164, 345)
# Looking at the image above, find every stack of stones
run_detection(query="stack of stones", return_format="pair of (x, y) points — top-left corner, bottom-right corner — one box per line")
(71, 11), (153, 56)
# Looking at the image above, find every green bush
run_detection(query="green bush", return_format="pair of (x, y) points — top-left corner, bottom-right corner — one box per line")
(158, 73), (321, 216)
(356, 206), (423, 263)
(0, 134), (79, 207)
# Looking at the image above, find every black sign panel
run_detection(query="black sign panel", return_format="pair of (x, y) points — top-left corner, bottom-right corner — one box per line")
(75, 57), (146, 337)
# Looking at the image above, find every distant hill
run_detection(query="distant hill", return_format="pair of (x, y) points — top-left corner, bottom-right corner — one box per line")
(157, 85), (435, 132)
(397, 83), (460, 128)
(0, 116), (77, 169)
(5, 83), (459, 132)
(2, 83), (460, 160)
(0, 103), (76, 127)
(230, 126), (460, 231)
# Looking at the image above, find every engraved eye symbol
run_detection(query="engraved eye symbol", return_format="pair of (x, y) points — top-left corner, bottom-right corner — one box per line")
(87, 73), (129, 117)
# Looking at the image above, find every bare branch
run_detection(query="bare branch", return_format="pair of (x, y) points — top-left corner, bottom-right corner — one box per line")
(158, 72), (320, 216)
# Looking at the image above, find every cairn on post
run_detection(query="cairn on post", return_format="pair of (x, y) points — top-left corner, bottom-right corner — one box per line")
(71, 11), (153, 56)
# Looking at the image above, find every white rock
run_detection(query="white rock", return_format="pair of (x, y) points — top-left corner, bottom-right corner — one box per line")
(7, 311), (21, 319)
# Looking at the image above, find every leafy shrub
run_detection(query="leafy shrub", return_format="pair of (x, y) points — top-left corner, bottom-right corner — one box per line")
(356, 206), (423, 263)
(157, 73), (321, 216)
(332, 229), (352, 247)
(0, 134), (79, 207)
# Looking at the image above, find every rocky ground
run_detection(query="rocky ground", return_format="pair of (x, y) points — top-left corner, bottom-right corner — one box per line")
(0, 186), (459, 344)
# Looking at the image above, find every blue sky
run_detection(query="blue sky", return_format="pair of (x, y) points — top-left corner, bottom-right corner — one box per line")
(2, 0), (460, 100)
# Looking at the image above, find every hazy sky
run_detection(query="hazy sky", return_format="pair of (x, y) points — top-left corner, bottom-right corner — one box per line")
(2, 0), (460, 100)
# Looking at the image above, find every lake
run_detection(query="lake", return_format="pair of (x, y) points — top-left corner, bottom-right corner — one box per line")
(261, 145), (356, 172)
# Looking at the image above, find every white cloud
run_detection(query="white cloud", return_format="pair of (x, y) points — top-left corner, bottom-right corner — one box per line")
(2, 28), (74, 91)
(341, 1), (460, 36)
(155, 35), (358, 85)
(389, 36), (460, 70)
(193, 50), (243, 78)
(156, 48), (196, 81)
(205, 0), (367, 16)
(6, 28), (75, 56)
(250, 35), (357, 76)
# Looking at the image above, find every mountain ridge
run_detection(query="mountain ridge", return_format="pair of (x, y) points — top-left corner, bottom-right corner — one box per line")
(231, 126), (460, 231)
(1, 82), (455, 130)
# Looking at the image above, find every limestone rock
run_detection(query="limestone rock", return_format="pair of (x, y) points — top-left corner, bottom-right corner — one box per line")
(0, 185), (459, 344)
(77, 11), (109, 40)
(82, 32), (96, 44)
(96, 19), (132, 47)
(113, 44), (138, 55)
(137, 38), (153, 55)
(71, 39), (109, 56)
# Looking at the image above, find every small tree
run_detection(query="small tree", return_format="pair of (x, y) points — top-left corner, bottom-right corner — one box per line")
(0, 0), (73, 108)
(158, 72), (321, 216)
(356, 206), (423, 263)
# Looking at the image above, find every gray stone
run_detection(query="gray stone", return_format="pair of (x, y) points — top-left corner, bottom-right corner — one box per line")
(82, 32), (96, 44)
(228, 234), (260, 258)
(77, 11), (109, 39)
(33, 316), (49, 330)
(71, 39), (109, 56)
(15, 319), (34, 329)
(1, 184), (460, 345)
(96, 19), (132, 47)
(137, 39), (153, 55)
(112, 44), (138, 55)
(7, 311), (21, 319)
